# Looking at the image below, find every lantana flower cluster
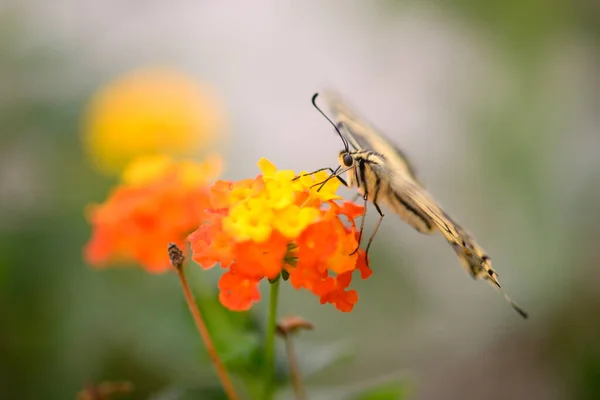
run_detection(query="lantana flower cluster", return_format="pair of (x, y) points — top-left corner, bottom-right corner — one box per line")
(85, 154), (221, 273)
(188, 158), (371, 312)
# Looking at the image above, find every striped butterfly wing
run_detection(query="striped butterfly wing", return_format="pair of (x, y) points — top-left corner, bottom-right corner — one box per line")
(324, 92), (420, 183)
(324, 92), (496, 279)
(324, 92), (436, 234)
(392, 178), (500, 283)
(321, 91), (527, 318)
(394, 179), (528, 318)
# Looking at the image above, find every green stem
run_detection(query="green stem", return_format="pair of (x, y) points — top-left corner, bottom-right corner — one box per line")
(263, 278), (281, 400)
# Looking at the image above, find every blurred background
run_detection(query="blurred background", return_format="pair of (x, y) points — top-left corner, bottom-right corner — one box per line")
(1, 0), (599, 399)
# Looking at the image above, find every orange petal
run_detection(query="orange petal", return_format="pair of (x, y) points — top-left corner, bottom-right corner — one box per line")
(355, 249), (372, 279)
(217, 269), (261, 311)
(337, 201), (365, 220)
(210, 180), (233, 208)
(335, 271), (354, 289)
(296, 220), (338, 266)
(188, 219), (234, 269)
(320, 288), (359, 312)
(234, 231), (288, 279)
(288, 261), (335, 296)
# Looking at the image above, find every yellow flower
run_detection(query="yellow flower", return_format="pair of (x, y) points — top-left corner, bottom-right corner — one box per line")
(83, 68), (226, 175)
(177, 156), (223, 187)
(258, 157), (340, 202)
(263, 179), (294, 210)
(221, 158), (342, 244)
(121, 154), (174, 186)
(295, 170), (342, 201)
(273, 205), (320, 239)
(121, 154), (222, 189)
(257, 158), (278, 176)
(223, 197), (274, 243)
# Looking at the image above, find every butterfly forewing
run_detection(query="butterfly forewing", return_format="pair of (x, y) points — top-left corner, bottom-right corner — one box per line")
(324, 92), (420, 183)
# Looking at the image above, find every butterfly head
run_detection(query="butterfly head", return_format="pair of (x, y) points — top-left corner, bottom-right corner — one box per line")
(339, 151), (354, 168)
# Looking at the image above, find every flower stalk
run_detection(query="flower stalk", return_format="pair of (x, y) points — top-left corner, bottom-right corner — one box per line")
(168, 243), (239, 400)
(276, 316), (314, 400)
(262, 277), (281, 400)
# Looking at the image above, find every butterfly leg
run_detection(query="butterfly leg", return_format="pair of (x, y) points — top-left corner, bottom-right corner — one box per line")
(350, 193), (368, 255)
(304, 167), (349, 191)
(315, 174), (348, 192)
(351, 201), (384, 267)
(364, 202), (384, 258)
(293, 167), (338, 181)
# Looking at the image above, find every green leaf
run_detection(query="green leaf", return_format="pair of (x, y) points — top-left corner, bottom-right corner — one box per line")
(353, 381), (407, 400)
(291, 370), (410, 400)
(148, 385), (228, 400)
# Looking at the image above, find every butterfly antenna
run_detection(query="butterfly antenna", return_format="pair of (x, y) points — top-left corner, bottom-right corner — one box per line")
(503, 291), (528, 319)
(311, 93), (349, 152)
(491, 281), (528, 319)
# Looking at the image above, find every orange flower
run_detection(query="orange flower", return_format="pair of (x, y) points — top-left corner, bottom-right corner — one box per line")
(85, 155), (221, 273)
(188, 158), (371, 312)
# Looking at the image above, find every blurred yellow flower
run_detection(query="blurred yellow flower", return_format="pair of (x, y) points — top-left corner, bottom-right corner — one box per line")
(83, 68), (226, 175)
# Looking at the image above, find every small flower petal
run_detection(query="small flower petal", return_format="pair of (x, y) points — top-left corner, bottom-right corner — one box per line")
(223, 198), (274, 242)
(257, 157), (277, 177)
(218, 269), (261, 311)
(273, 205), (320, 239)
(188, 218), (234, 269)
(320, 288), (359, 312)
(234, 231), (288, 279)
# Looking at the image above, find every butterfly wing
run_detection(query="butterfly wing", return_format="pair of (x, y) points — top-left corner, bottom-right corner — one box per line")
(324, 91), (420, 183)
(324, 92), (437, 233)
(391, 178), (499, 280)
(321, 91), (527, 318)
(389, 178), (528, 317)
(323, 92), (489, 271)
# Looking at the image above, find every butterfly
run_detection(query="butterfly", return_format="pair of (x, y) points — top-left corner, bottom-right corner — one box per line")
(305, 92), (528, 319)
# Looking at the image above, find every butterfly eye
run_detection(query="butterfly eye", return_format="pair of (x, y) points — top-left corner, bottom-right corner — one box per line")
(342, 153), (353, 167)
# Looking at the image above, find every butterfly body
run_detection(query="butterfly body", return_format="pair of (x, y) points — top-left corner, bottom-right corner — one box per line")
(339, 150), (437, 235)
(315, 92), (528, 319)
